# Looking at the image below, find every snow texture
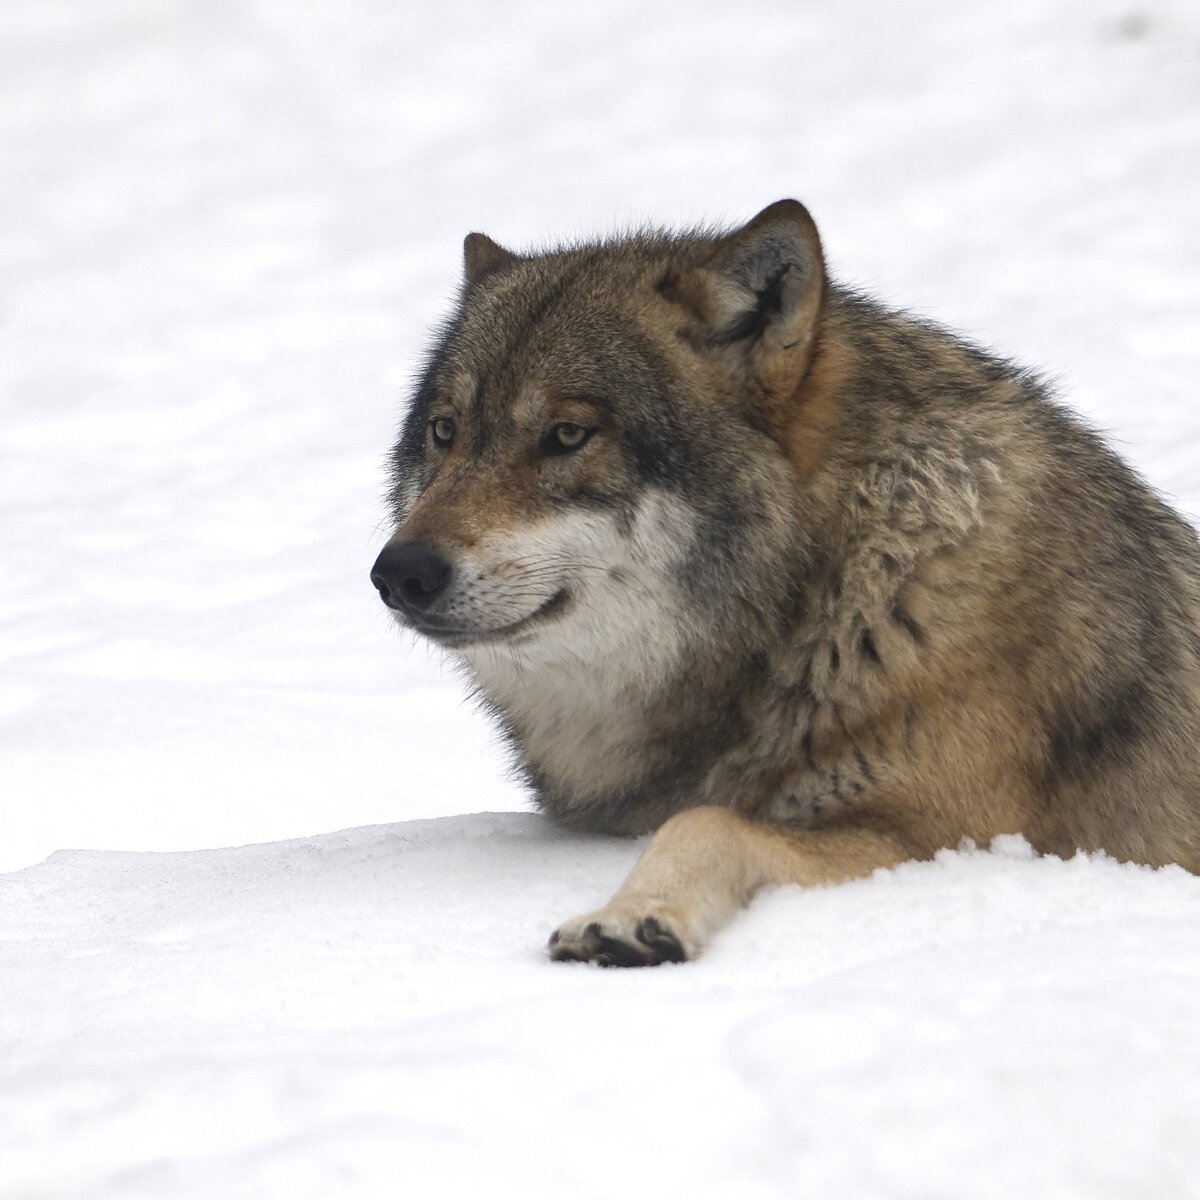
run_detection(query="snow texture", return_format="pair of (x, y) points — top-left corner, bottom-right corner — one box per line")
(3, 2), (1200, 1197)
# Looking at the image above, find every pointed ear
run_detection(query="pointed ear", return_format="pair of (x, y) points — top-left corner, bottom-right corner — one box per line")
(676, 200), (826, 402)
(463, 232), (519, 286)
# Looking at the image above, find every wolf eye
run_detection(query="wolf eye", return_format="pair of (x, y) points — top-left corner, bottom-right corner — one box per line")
(543, 423), (591, 456)
(430, 417), (455, 447)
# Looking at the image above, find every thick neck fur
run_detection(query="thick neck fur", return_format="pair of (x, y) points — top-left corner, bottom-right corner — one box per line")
(459, 578), (782, 833)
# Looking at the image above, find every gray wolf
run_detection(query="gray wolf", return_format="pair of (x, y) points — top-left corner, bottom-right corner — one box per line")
(371, 199), (1200, 966)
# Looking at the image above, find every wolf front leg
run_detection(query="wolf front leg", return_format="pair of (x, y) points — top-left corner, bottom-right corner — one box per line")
(548, 805), (914, 966)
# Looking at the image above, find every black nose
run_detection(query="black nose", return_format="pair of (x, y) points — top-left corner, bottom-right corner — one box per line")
(370, 542), (453, 613)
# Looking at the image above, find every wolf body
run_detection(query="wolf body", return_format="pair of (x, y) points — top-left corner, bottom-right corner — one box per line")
(372, 201), (1200, 965)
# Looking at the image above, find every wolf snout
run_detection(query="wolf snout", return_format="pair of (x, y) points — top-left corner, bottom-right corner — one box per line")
(370, 541), (453, 613)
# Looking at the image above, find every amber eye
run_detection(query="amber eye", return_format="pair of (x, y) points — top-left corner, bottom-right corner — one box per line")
(430, 417), (455, 447)
(543, 422), (591, 456)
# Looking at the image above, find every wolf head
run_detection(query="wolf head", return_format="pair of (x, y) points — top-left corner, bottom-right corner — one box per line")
(372, 200), (828, 680)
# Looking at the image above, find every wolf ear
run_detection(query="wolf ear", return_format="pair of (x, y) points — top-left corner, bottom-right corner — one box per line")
(676, 200), (826, 402)
(463, 232), (519, 286)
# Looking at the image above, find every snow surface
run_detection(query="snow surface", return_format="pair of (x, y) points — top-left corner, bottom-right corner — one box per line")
(3, 1), (1200, 1196)
(7, 826), (1200, 1198)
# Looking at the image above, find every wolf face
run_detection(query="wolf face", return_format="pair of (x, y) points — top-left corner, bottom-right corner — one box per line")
(373, 310), (702, 668)
(372, 202), (822, 679)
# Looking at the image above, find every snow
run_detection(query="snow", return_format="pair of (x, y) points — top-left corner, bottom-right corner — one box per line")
(7, 826), (1200, 1197)
(3, 1), (1200, 1196)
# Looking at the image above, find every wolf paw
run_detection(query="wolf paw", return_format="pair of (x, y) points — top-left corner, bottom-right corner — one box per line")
(548, 905), (694, 967)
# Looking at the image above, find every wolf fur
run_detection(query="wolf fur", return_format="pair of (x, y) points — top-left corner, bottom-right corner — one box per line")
(372, 200), (1200, 966)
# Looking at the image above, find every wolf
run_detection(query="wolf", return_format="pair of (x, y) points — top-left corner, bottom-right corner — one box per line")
(371, 199), (1200, 966)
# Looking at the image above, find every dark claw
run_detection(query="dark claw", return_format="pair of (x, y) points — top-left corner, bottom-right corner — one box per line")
(636, 917), (687, 963)
(548, 917), (688, 967)
(593, 934), (653, 968)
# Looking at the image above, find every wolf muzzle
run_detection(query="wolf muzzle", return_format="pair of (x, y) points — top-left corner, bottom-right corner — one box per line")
(370, 541), (453, 616)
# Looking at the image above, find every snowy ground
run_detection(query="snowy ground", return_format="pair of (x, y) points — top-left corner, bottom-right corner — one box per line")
(3, 1), (1200, 1196)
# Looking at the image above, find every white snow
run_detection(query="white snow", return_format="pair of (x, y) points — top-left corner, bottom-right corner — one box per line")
(3, 1), (1200, 1196)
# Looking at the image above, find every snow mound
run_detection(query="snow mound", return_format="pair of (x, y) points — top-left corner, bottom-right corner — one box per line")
(5, 817), (1200, 1198)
